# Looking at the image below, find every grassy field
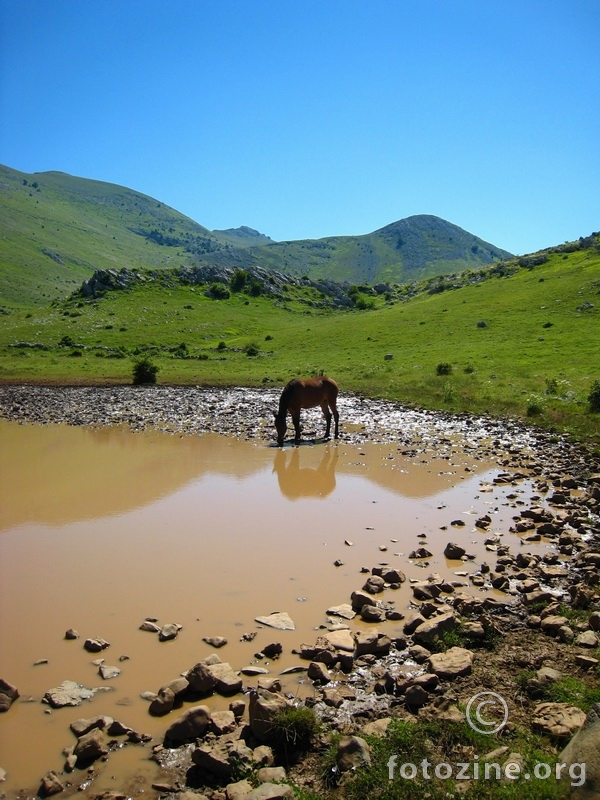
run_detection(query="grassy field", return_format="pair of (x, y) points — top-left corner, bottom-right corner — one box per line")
(1, 240), (599, 445)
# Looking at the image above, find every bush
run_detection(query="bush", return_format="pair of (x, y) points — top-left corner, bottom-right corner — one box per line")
(230, 269), (248, 292)
(245, 342), (259, 357)
(589, 380), (600, 413)
(269, 705), (320, 752)
(133, 357), (159, 385)
(436, 362), (452, 376)
(206, 282), (230, 300)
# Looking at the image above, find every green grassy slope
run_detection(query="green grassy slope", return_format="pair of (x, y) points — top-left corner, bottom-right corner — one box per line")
(1, 239), (598, 442)
(0, 164), (229, 307)
(251, 215), (512, 284)
(1, 164), (512, 307)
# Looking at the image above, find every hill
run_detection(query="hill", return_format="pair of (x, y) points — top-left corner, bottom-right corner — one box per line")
(249, 215), (512, 284)
(0, 164), (511, 307)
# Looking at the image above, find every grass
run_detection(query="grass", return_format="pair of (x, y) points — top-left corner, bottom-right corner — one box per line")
(316, 718), (570, 800)
(0, 240), (599, 444)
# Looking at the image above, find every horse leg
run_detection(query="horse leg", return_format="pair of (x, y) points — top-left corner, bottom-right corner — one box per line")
(331, 400), (339, 439)
(292, 410), (302, 443)
(321, 401), (332, 439)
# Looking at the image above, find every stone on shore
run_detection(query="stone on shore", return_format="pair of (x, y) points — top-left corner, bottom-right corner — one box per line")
(532, 702), (586, 740)
(255, 612), (295, 631)
(0, 679), (19, 712)
(427, 647), (473, 679)
(164, 705), (212, 745)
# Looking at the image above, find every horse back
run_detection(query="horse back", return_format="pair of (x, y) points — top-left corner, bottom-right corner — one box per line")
(285, 376), (337, 410)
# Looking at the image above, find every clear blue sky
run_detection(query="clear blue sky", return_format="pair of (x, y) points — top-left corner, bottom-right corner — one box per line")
(1, 1), (598, 255)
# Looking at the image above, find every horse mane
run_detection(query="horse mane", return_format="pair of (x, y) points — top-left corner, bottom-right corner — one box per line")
(277, 380), (297, 416)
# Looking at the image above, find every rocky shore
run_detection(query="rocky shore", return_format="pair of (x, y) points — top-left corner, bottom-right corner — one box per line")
(1, 385), (599, 799)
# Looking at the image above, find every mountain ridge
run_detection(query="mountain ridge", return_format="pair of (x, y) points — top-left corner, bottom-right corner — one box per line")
(1, 163), (512, 306)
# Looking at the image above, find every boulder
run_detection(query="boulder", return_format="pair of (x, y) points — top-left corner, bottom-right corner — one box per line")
(559, 702), (600, 799)
(350, 590), (377, 611)
(354, 631), (391, 657)
(307, 661), (330, 684)
(532, 703), (586, 740)
(186, 662), (218, 694)
(248, 689), (290, 742)
(149, 688), (175, 716)
(412, 612), (457, 646)
(83, 638), (110, 653)
(336, 735), (371, 773)
(159, 622), (182, 641)
(574, 631), (599, 648)
(444, 542), (466, 559)
(43, 680), (105, 708)
(255, 612), (295, 631)
(360, 605), (386, 622)
(69, 715), (113, 737)
(327, 604), (356, 620)
(428, 647), (473, 679)
(98, 664), (121, 680)
(210, 710), (237, 735)
(362, 575), (385, 595)
(39, 771), (64, 796)
(164, 705), (212, 745)
(203, 636), (228, 648)
(245, 784), (294, 799)
(206, 662), (243, 695)
(0, 679), (19, 712)
(323, 629), (355, 652)
(73, 728), (109, 764)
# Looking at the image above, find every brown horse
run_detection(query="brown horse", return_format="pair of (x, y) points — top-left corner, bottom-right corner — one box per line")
(274, 376), (340, 446)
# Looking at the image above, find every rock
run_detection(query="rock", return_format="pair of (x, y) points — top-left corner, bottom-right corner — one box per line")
(64, 629), (79, 640)
(40, 771), (64, 796)
(203, 636), (228, 648)
(589, 611), (600, 631)
(261, 642), (283, 659)
(354, 631), (391, 657)
(575, 654), (599, 670)
(248, 689), (290, 742)
(206, 662), (243, 695)
(98, 664), (121, 680)
(336, 735), (371, 773)
(574, 630), (599, 648)
(186, 662), (218, 694)
(149, 688), (175, 716)
(73, 728), (109, 764)
(43, 680), (105, 708)
(381, 568), (406, 584)
(404, 684), (430, 708)
(159, 622), (182, 641)
(139, 621), (161, 633)
(537, 667), (562, 684)
(164, 705), (212, 745)
(361, 717), (392, 738)
(69, 715), (113, 737)
(210, 710), (237, 735)
(428, 647), (473, 679)
(307, 661), (330, 684)
(226, 779), (254, 799)
(257, 766), (287, 783)
(0, 679), (19, 712)
(241, 666), (270, 676)
(327, 603), (356, 620)
(323, 629), (355, 652)
(540, 615), (569, 636)
(230, 700), (246, 719)
(350, 590), (377, 611)
(559, 702), (600, 799)
(252, 745), (275, 767)
(84, 638), (110, 653)
(193, 740), (234, 780)
(255, 612), (295, 630)
(532, 703), (586, 740)
(360, 605), (387, 622)
(412, 612), (457, 646)
(245, 784), (294, 799)
(362, 575), (385, 594)
(409, 547), (433, 559)
(322, 684), (357, 707)
(444, 542), (466, 559)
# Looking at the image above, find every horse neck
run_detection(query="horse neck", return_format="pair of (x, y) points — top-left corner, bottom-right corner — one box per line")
(277, 386), (291, 416)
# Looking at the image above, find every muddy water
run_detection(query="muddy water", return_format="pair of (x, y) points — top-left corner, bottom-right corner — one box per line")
(0, 420), (544, 795)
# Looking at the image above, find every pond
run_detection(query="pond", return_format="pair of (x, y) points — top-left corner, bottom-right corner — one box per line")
(0, 417), (543, 795)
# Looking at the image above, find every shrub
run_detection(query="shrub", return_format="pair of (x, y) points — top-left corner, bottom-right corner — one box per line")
(527, 399), (543, 417)
(589, 380), (600, 413)
(133, 357), (159, 385)
(436, 362), (452, 376)
(230, 269), (248, 292)
(269, 705), (320, 752)
(206, 282), (230, 300)
(245, 342), (259, 357)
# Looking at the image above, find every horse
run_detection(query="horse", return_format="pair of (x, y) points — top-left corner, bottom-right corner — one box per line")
(274, 376), (339, 446)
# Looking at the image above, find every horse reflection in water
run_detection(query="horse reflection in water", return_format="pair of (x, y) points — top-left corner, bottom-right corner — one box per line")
(274, 376), (339, 447)
(273, 446), (339, 500)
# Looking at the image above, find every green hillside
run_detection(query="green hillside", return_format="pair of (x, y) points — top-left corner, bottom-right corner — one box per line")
(0, 235), (598, 443)
(0, 164), (512, 307)
(251, 215), (512, 284)
(0, 164), (232, 307)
